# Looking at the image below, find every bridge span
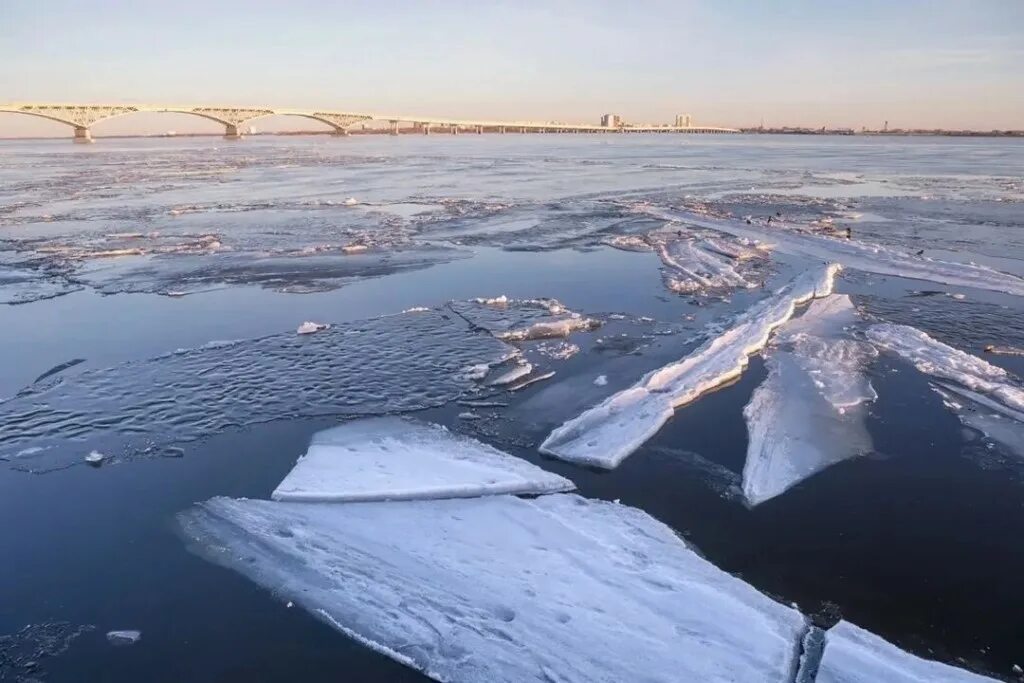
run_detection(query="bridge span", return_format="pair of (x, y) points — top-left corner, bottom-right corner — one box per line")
(0, 103), (739, 142)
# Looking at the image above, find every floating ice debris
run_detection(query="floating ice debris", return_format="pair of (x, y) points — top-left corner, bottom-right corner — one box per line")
(742, 295), (877, 506)
(649, 208), (1024, 297)
(541, 264), (841, 468)
(450, 297), (600, 342)
(866, 324), (1024, 415)
(84, 450), (106, 466)
(507, 370), (556, 391)
(594, 375), (608, 386)
(489, 361), (534, 386)
(0, 309), (510, 472)
(458, 412), (481, 420)
(179, 494), (808, 683)
(341, 244), (368, 254)
(933, 383), (1024, 457)
(0, 622), (94, 681)
(602, 234), (652, 252)
(401, 306), (431, 314)
(343, 197), (359, 206)
(106, 630), (141, 646)
(655, 237), (759, 295)
(271, 417), (573, 503)
(296, 321), (330, 335)
(815, 620), (996, 682)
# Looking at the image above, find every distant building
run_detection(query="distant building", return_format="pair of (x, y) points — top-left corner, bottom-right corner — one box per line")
(600, 114), (621, 128)
(674, 114), (692, 128)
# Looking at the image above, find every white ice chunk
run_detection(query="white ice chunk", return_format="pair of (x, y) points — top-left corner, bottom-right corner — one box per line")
(866, 323), (1024, 414)
(657, 238), (756, 294)
(106, 630), (142, 646)
(489, 362), (533, 386)
(499, 317), (600, 342)
(743, 296), (877, 506)
(541, 264), (841, 468)
(271, 417), (573, 503)
(296, 321), (329, 335)
(816, 620), (997, 682)
(180, 494), (809, 683)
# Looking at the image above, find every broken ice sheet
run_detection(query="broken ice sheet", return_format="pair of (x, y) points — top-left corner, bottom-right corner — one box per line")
(271, 417), (574, 502)
(653, 233), (768, 296)
(540, 263), (841, 469)
(815, 620), (996, 682)
(0, 309), (510, 473)
(179, 494), (808, 683)
(742, 295), (877, 506)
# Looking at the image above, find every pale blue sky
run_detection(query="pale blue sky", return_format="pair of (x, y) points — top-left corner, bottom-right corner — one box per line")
(1, 0), (1022, 135)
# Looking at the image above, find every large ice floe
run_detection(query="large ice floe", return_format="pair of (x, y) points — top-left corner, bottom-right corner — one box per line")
(0, 309), (510, 472)
(647, 208), (1024, 297)
(180, 493), (810, 683)
(814, 620), (996, 683)
(742, 295), (878, 506)
(540, 263), (841, 468)
(867, 323), (1024, 455)
(271, 417), (574, 502)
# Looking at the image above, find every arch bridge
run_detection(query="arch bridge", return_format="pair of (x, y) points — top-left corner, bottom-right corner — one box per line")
(0, 102), (739, 142)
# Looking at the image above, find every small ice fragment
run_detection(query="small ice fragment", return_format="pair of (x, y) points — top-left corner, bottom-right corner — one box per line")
(402, 306), (431, 314)
(342, 244), (368, 254)
(489, 362), (533, 386)
(816, 620), (996, 682)
(458, 412), (481, 420)
(594, 375), (608, 386)
(297, 321), (330, 335)
(271, 417), (574, 502)
(287, 601), (294, 608)
(343, 197), (359, 206)
(984, 344), (1024, 357)
(106, 630), (141, 646)
(85, 450), (106, 466)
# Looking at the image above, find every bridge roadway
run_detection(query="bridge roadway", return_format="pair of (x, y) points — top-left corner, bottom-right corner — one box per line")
(0, 102), (739, 142)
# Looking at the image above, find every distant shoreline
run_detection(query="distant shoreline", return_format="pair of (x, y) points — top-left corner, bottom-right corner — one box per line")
(1, 128), (1022, 141)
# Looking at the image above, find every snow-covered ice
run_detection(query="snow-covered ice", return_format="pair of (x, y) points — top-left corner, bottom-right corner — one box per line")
(815, 620), (996, 682)
(866, 324), (1024, 415)
(540, 264), (841, 468)
(106, 630), (142, 646)
(297, 321), (329, 335)
(271, 417), (573, 502)
(654, 235), (767, 295)
(743, 295), (877, 506)
(180, 493), (809, 683)
(647, 208), (1024, 297)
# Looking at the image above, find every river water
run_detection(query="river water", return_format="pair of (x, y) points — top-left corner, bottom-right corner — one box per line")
(1, 134), (1022, 681)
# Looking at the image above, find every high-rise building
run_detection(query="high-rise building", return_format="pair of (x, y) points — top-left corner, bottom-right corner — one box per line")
(674, 114), (692, 128)
(600, 114), (621, 128)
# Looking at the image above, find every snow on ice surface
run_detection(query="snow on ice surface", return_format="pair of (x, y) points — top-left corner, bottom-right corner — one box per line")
(649, 208), (1024, 296)
(448, 297), (600, 342)
(0, 309), (510, 472)
(179, 494), (808, 683)
(272, 417), (573, 502)
(654, 235), (765, 295)
(540, 263), (841, 468)
(866, 324), (1024, 415)
(742, 296), (877, 506)
(816, 621), (997, 683)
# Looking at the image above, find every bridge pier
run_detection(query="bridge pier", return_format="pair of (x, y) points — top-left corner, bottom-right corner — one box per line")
(389, 120), (399, 136)
(223, 124), (243, 140)
(476, 125), (483, 134)
(330, 128), (350, 137)
(422, 123), (431, 135)
(72, 127), (93, 144)
(451, 125), (459, 135)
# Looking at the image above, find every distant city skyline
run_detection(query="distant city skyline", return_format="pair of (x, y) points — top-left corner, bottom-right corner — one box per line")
(1, 0), (1022, 136)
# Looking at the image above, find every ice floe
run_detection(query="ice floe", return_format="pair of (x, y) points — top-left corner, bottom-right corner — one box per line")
(743, 295), (877, 506)
(271, 417), (573, 502)
(867, 323), (1024, 456)
(540, 264), (841, 468)
(651, 233), (768, 295)
(866, 324), (1024, 415)
(296, 321), (329, 335)
(180, 493), (808, 683)
(450, 297), (600, 342)
(649, 208), (1024, 297)
(815, 620), (996, 682)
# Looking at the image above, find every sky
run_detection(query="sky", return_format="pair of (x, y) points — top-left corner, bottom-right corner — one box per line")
(1, 0), (1022, 136)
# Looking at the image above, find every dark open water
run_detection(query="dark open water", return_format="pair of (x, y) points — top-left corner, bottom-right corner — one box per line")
(1, 134), (1022, 681)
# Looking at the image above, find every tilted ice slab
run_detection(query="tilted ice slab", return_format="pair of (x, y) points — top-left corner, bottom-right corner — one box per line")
(866, 323), (1024, 415)
(0, 309), (510, 472)
(271, 417), (574, 502)
(648, 208), (1024, 297)
(540, 264), (841, 468)
(743, 295), (877, 506)
(815, 620), (996, 682)
(179, 494), (809, 683)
